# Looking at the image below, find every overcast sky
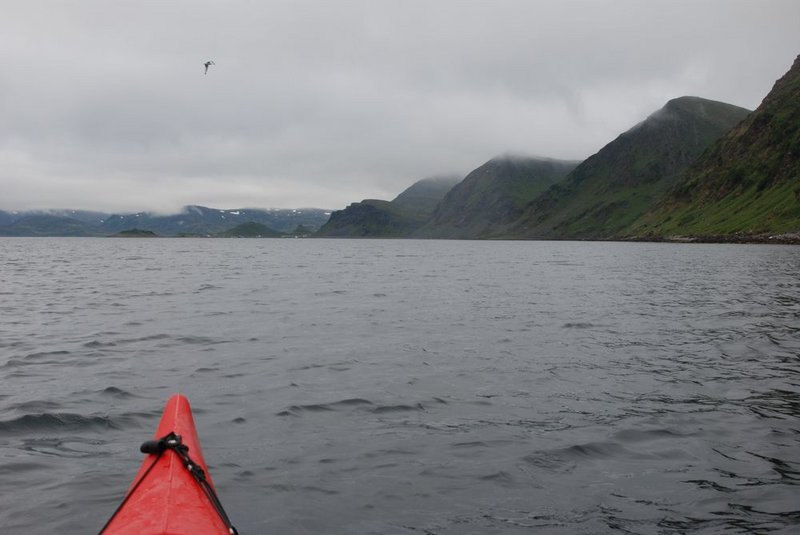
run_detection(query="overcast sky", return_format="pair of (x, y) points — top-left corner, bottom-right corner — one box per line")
(1, 1), (798, 213)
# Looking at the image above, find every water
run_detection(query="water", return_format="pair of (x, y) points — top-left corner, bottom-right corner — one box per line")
(1, 238), (798, 534)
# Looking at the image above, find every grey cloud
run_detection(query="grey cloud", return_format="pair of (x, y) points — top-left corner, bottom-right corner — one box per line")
(1, 0), (799, 212)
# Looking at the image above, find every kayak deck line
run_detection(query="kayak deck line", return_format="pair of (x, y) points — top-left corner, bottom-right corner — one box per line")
(100, 394), (237, 535)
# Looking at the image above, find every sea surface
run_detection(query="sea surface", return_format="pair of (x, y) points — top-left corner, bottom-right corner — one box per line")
(0, 238), (798, 534)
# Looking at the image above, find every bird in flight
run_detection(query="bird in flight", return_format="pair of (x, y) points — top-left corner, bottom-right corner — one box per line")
(204, 60), (215, 74)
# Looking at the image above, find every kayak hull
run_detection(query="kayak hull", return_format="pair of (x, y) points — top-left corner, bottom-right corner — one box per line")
(102, 394), (230, 535)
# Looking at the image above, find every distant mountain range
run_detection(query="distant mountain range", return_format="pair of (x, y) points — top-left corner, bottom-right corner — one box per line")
(319, 95), (751, 240)
(0, 206), (331, 237)
(4, 56), (798, 242)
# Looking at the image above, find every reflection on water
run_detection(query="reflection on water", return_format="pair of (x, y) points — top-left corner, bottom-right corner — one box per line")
(0, 238), (798, 533)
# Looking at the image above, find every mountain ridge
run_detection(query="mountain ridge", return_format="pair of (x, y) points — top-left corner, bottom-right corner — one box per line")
(629, 54), (800, 238)
(417, 155), (580, 239)
(508, 96), (752, 239)
(0, 205), (331, 237)
(317, 175), (460, 237)
(4, 57), (797, 242)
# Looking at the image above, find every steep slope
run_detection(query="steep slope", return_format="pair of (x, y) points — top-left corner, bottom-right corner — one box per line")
(632, 55), (800, 238)
(510, 97), (751, 239)
(391, 175), (461, 218)
(317, 200), (420, 237)
(317, 175), (459, 237)
(419, 155), (579, 238)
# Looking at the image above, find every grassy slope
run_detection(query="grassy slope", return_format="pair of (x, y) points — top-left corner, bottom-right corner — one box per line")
(391, 176), (461, 219)
(316, 199), (426, 237)
(631, 55), (800, 238)
(509, 97), (751, 239)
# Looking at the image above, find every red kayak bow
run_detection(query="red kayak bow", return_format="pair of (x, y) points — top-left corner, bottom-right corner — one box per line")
(101, 394), (236, 534)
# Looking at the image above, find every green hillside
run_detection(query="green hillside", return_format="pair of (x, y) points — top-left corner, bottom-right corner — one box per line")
(509, 97), (751, 239)
(418, 155), (579, 238)
(316, 199), (424, 237)
(631, 55), (800, 239)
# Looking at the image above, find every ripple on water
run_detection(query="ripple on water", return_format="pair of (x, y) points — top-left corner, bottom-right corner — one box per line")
(0, 413), (120, 434)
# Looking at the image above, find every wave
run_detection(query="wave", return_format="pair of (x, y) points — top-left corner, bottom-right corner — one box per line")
(98, 386), (138, 399)
(5, 400), (62, 412)
(276, 398), (431, 416)
(0, 413), (121, 433)
(371, 403), (425, 414)
(524, 435), (691, 473)
(276, 398), (375, 416)
(1, 351), (72, 369)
